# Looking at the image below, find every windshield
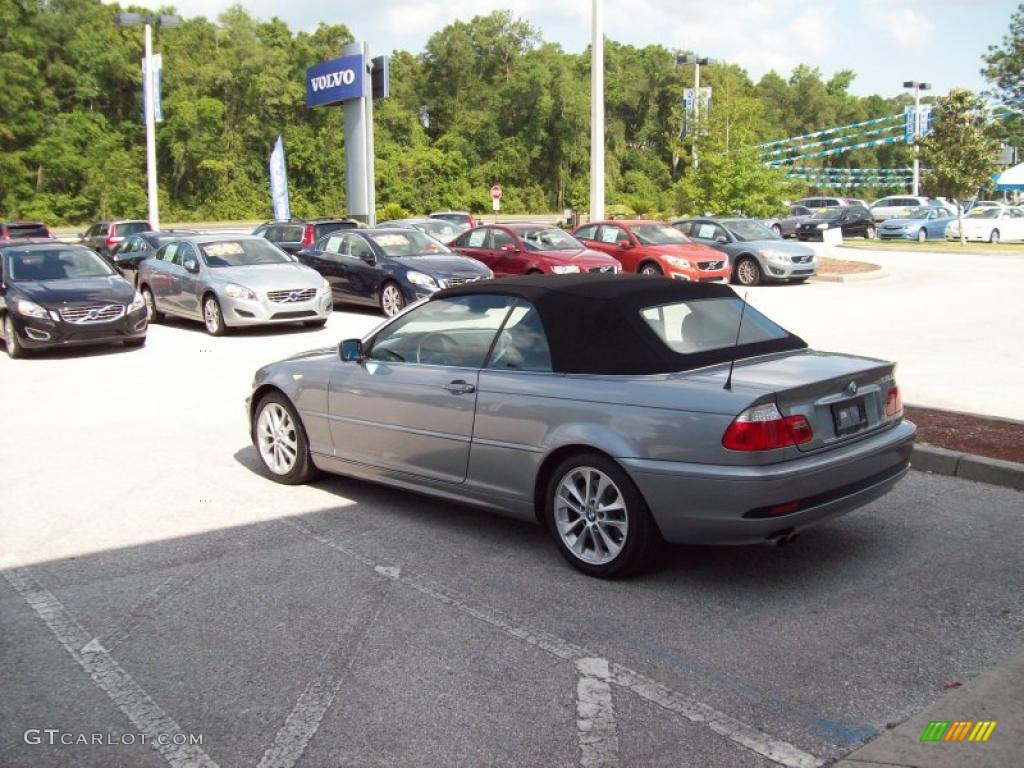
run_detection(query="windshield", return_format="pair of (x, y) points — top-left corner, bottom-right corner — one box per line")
(966, 208), (1000, 219)
(6, 246), (116, 281)
(201, 239), (292, 267)
(369, 230), (452, 257)
(723, 219), (780, 241)
(812, 208), (844, 221)
(520, 228), (584, 251)
(641, 298), (789, 354)
(631, 223), (690, 245)
(412, 220), (460, 240)
(894, 207), (930, 219)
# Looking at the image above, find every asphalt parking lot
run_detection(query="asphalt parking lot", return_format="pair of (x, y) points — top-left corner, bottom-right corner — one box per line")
(1, 263), (1023, 768)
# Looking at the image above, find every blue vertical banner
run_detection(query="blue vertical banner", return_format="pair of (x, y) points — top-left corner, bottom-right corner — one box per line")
(269, 135), (291, 221)
(141, 53), (163, 123)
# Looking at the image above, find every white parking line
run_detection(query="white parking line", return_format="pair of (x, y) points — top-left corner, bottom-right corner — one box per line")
(282, 519), (824, 768)
(256, 573), (396, 768)
(576, 658), (619, 768)
(2, 563), (218, 768)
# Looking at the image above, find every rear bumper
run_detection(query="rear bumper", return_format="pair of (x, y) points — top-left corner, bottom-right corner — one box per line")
(623, 419), (916, 544)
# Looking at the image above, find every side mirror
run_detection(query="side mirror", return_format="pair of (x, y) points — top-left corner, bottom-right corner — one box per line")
(359, 253), (375, 265)
(715, 235), (728, 244)
(500, 243), (519, 252)
(183, 259), (199, 273)
(617, 238), (632, 248)
(339, 339), (364, 362)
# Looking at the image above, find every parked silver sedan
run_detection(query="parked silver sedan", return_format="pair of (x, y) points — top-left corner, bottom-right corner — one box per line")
(138, 235), (332, 335)
(247, 274), (915, 577)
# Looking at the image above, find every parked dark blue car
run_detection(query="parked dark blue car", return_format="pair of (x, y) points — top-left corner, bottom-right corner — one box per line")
(296, 228), (492, 317)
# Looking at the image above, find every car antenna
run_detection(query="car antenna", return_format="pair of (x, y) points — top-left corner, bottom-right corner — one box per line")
(723, 292), (749, 391)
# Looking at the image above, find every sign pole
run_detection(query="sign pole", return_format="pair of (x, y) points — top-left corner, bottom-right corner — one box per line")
(589, 0), (604, 223)
(143, 23), (159, 230)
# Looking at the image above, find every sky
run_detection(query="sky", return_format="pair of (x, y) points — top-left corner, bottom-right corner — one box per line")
(165, 0), (1017, 99)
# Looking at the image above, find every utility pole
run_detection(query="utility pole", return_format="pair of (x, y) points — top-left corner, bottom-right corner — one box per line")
(589, 0), (604, 222)
(143, 23), (158, 229)
(677, 54), (716, 170)
(903, 80), (931, 196)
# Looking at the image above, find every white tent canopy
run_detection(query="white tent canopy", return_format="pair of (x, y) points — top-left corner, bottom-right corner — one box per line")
(995, 161), (1024, 190)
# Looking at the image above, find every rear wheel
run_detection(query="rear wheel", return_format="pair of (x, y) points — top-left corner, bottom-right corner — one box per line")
(203, 294), (227, 336)
(3, 314), (26, 359)
(639, 262), (663, 276)
(990, 229), (1001, 244)
(545, 453), (658, 578)
(141, 285), (162, 322)
(379, 282), (405, 318)
(917, 228), (927, 242)
(253, 392), (318, 485)
(865, 225), (876, 240)
(734, 256), (762, 286)
(771, 224), (782, 236)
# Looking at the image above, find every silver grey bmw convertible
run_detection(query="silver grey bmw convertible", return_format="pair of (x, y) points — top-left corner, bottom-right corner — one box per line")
(247, 274), (915, 577)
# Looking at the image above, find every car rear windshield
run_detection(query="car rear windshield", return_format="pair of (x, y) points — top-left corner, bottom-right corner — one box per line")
(313, 221), (357, 240)
(431, 213), (471, 224)
(368, 230), (451, 257)
(520, 228), (583, 251)
(6, 247), (116, 281)
(722, 219), (779, 241)
(630, 223), (689, 245)
(116, 222), (150, 235)
(200, 239), (292, 267)
(6, 223), (50, 238)
(640, 298), (789, 354)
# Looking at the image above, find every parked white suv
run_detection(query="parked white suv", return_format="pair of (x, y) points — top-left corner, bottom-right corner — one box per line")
(869, 196), (931, 223)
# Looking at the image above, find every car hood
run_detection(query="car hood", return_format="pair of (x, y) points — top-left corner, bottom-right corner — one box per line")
(207, 263), (324, 290)
(530, 247), (618, 264)
(12, 276), (135, 306)
(278, 346), (337, 363)
(638, 242), (722, 258)
(391, 254), (491, 276)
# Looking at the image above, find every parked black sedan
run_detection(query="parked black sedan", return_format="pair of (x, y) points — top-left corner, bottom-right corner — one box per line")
(0, 241), (147, 358)
(111, 230), (198, 285)
(296, 228), (492, 317)
(796, 206), (876, 241)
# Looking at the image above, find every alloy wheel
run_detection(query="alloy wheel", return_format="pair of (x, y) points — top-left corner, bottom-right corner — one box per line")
(381, 283), (405, 317)
(640, 264), (662, 276)
(918, 229), (927, 242)
(256, 402), (299, 475)
(204, 297), (222, 334)
(736, 258), (760, 286)
(990, 229), (1000, 244)
(554, 466), (629, 566)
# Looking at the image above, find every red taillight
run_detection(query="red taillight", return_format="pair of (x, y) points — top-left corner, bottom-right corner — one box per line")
(884, 386), (903, 419)
(722, 403), (814, 451)
(302, 226), (315, 247)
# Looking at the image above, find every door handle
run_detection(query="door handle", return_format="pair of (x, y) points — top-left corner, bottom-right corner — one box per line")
(443, 380), (475, 395)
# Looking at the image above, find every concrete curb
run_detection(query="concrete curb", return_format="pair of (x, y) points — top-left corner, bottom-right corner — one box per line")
(912, 444), (1024, 491)
(812, 266), (889, 283)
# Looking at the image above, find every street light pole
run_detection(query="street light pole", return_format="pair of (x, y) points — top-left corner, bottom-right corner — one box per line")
(903, 80), (931, 196)
(143, 23), (159, 230)
(590, 0), (604, 222)
(677, 54), (715, 170)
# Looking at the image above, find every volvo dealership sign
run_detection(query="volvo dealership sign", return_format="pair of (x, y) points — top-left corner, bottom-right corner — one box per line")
(305, 54), (364, 107)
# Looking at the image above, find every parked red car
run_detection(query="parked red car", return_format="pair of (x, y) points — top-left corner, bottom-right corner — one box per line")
(449, 223), (620, 276)
(572, 219), (731, 282)
(0, 221), (55, 241)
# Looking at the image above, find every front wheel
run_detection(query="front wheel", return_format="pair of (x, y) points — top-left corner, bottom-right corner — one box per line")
(917, 228), (927, 242)
(141, 286), (162, 322)
(203, 294), (227, 336)
(639, 263), (663, 276)
(3, 315), (26, 359)
(253, 392), (318, 485)
(734, 256), (762, 286)
(771, 224), (782, 236)
(545, 453), (658, 578)
(865, 226), (875, 240)
(990, 229), (1001, 244)
(379, 282), (405, 318)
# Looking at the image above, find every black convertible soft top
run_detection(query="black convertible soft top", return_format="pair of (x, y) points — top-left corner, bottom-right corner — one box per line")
(435, 273), (807, 375)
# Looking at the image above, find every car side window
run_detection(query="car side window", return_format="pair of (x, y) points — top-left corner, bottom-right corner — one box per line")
(491, 229), (515, 249)
(674, 221), (693, 235)
(599, 225), (627, 244)
(320, 235), (344, 254)
(178, 243), (197, 266)
(465, 228), (488, 248)
(158, 243), (179, 264)
(574, 225), (598, 240)
(347, 236), (374, 261)
(487, 301), (552, 372)
(368, 294), (515, 368)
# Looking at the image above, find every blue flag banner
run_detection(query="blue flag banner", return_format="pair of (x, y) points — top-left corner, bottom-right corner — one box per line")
(141, 53), (163, 123)
(269, 136), (291, 221)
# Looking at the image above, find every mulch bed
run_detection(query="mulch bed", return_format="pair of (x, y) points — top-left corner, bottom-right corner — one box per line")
(817, 257), (880, 274)
(905, 406), (1024, 464)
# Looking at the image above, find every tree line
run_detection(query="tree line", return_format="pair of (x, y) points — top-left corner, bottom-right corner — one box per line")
(0, 0), (1010, 225)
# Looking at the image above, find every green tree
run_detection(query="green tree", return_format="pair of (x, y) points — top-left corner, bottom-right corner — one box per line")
(919, 89), (1002, 243)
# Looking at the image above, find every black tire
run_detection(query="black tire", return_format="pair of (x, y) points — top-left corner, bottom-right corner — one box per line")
(917, 228), (927, 242)
(379, 281), (406, 318)
(544, 452), (659, 578)
(141, 285), (162, 322)
(304, 318), (328, 329)
(124, 337), (146, 348)
(252, 392), (319, 485)
(203, 293), (227, 336)
(865, 225), (875, 240)
(771, 224), (782, 236)
(990, 229), (1000, 244)
(734, 256), (762, 286)
(526, 269), (543, 275)
(3, 314), (26, 359)
(638, 262), (663, 276)
(789, 277), (810, 284)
